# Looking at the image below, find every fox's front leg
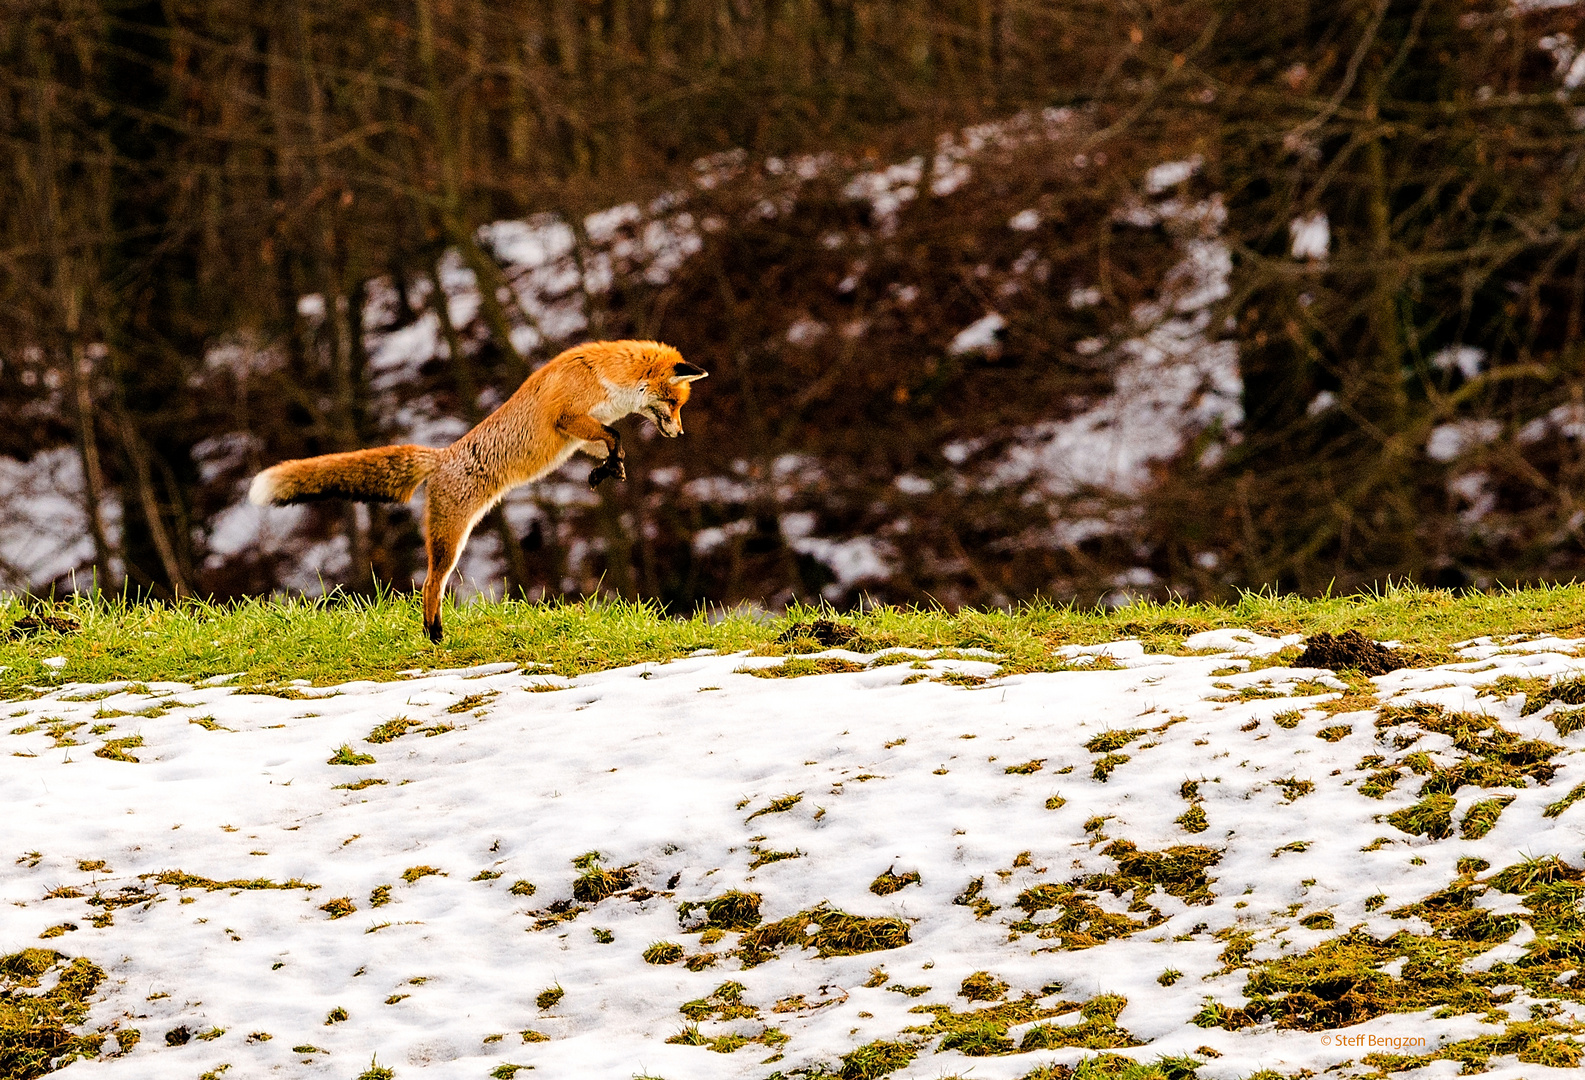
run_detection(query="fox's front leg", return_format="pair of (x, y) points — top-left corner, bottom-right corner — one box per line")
(557, 413), (625, 488)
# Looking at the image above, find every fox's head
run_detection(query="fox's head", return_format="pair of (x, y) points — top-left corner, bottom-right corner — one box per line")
(642, 351), (707, 438)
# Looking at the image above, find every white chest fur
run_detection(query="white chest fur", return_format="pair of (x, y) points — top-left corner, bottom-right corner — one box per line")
(589, 379), (648, 425)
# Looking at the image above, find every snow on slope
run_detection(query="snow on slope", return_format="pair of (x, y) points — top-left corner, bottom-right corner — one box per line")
(6, 634), (1585, 1078)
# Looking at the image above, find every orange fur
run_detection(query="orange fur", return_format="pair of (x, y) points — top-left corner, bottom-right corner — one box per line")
(250, 340), (705, 641)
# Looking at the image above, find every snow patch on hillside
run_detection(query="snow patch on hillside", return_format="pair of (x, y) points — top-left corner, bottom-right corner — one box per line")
(6, 635), (1585, 1076)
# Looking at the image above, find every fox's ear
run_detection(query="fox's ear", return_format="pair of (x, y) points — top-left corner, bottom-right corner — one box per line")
(669, 361), (708, 385)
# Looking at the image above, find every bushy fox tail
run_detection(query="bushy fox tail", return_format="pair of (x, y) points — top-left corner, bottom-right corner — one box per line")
(249, 445), (441, 506)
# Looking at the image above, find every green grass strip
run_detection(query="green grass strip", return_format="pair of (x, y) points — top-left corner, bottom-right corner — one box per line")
(5, 582), (1585, 696)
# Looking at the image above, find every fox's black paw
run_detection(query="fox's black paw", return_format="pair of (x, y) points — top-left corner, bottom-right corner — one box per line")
(424, 617), (443, 644)
(588, 458), (626, 488)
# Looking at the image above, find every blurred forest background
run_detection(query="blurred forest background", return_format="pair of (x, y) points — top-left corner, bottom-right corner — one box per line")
(4, 0), (1585, 612)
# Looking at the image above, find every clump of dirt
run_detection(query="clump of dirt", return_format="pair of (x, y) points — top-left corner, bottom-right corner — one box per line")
(776, 619), (858, 648)
(1295, 630), (1405, 676)
(6, 611), (81, 639)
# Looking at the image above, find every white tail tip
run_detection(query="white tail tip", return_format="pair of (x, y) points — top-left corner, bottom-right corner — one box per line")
(248, 469), (279, 506)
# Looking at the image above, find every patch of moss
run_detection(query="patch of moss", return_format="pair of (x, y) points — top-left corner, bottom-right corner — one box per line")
(365, 716), (418, 743)
(332, 777), (386, 791)
(1515, 674), (1585, 716)
(679, 890), (761, 931)
(93, 735), (144, 762)
(1365, 1017), (1585, 1073)
(1083, 840), (1222, 905)
(1198, 877), (1544, 1035)
(42, 721), (84, 749)
(1019, 994), (1142, 1051)
(144, 871), (316, 892)
(954, 877), (998, 919)
(680, 980), (759, 1022)
(1175, 802), (1208, 833)
(0, 949), (107, 1076)
(1387, 793), (1457, 839)
(1550, 707), (1585, 737)
(447, 690), (498, 714)
(1085, 729), (1144, 755)
(907, 992), (1080, 1056)
(1544, 780), (1585, 819)
(664, 1021), (785, 1054)
(1461, 795), (1516, 838)
(737, 906), (909, 967)
(525, 897), (586, 932)
(1066, 1054), (1204, 1079)
(1378, 704), (1563, 798)
(572, 863), (634, 902)
(354, 1058), (395, 1080)
(934, 670), (990, 687)
(1091, 752), (1132, 782)
(1273, 778), (1314, 801)
(1358, 767), (1401, 799)
(748, 845), (802, 870)
(327, 744), (375, 766)
(319, 897), (356, 919)
(823, 1038), (915, 1078)
(1011, 883), (1160, 949)
(870, 868), (922, 896)
(644, 941), (684, 965)
(1004, 759), (1045, 775)
(745, 792), (802, 821)
(959, 971), (1009, 1002)
(738, 657), (866, 678)
(535, 985), (564, 1010)
(1195, 931), (1498, 1031)
(400, 865), (443, 884)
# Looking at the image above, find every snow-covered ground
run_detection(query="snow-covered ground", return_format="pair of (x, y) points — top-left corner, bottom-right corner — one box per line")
(7, 632), (1585, 1078)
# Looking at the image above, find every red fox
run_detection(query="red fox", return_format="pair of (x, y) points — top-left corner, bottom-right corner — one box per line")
(249, 339), (706, 642)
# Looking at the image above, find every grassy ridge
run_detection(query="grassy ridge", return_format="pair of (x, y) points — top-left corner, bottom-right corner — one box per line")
(5, 583), (1585, 697)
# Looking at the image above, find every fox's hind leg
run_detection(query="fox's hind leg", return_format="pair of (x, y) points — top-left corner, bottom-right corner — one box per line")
(421, 479), (490, 644)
